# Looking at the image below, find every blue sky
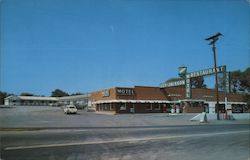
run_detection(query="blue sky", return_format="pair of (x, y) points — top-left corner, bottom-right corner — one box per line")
(0, 0), (249, 96)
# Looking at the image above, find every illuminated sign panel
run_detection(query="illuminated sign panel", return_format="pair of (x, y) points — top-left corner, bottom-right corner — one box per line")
(117, 88), (134, 96)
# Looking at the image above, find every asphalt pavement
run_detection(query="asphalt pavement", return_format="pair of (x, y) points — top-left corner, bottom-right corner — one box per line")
(1, 124), (249, 160)
(0, 106), (249, 160)
(0, 106), (200, 128)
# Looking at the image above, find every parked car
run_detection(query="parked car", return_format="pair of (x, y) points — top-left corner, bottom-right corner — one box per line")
(63, 105), (77, 114)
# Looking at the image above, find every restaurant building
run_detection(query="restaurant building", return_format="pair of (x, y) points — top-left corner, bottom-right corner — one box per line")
(91, 86), (249, 114)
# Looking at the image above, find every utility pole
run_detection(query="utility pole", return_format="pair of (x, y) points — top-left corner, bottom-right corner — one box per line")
(205, 33), (223, 120)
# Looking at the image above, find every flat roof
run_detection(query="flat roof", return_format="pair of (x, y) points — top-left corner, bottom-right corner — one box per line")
(58, 94), (89, 100)
(18, 96), (58, 101)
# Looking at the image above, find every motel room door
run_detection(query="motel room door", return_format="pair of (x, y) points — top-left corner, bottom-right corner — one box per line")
(130, 104), (135, 113)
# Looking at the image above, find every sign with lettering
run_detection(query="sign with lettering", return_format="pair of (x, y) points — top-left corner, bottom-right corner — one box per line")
(117, 88), (134, 96)
(160, 80), (185, 88)
(160, 65), (228, 99)
(186, 65), (226, 79)
(185, 78), (191, 98)
(102, 89), (110, 97)
(225, 72), (231, 93)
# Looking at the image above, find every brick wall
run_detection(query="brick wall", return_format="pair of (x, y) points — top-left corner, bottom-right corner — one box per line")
(134, 86), (169, 100)
(91, 86), (247, 103)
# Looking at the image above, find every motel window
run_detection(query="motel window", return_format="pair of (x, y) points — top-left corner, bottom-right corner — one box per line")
(190, 102), (203, 107)
(232, 104), (243, 113)
(145, 104), (152, 110)
(111, 105), (114, 109)
(120, 104), (126, 110)
(154, 104), (160, 110)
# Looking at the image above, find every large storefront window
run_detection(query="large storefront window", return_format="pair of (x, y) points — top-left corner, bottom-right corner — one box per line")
(232, 104), (249, 113)
(232, 104), (243, 113)
(153, 104), (160, 110)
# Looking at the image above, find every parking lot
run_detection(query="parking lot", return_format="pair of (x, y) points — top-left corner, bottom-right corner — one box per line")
(0, 106), (203, 129)
(1, 106), (249, 129)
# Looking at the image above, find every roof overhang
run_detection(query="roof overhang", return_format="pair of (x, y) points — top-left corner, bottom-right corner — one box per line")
(92, 100), (171, 104)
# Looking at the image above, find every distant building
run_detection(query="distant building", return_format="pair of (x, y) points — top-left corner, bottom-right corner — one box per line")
(57, 94), (89, 108)
(4, 94), (90, 107)
(91, 86), (249, 114)
(4, 95), (58, 106)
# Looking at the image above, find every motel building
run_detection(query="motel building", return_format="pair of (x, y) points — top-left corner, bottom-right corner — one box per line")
(4, 95), (58, 106)
(91, 86), (249, 114)
(4, 94), (89, 107)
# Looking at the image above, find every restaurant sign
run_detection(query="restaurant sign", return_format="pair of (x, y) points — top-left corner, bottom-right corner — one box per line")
(186, 65), (226, 79)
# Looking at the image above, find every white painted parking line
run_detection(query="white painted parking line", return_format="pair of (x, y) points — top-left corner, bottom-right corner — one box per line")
(4, 130), (249, 151)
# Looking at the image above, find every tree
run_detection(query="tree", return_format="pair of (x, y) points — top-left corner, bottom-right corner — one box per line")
(20, 92), (34, 96)
(211, 67), (250, 109)
(71, 92), (84, 96)
(51, 89), (69, 97)
(191, 76), (207, 88)
(0, 91), (8, 105)
(229, 67), (250, 93)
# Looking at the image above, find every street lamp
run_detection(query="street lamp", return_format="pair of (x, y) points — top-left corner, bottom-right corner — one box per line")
(205, 32), (223, 120)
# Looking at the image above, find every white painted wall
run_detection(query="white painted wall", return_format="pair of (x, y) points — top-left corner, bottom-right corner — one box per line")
(232, 113), (250, 120)
(208, 102), (216, 114)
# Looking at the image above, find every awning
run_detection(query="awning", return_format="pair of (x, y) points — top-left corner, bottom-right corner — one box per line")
(92, 99), (171, 104)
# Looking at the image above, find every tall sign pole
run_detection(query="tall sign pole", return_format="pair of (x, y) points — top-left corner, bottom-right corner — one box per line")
(212, 41), (220, 120)
(205, 32), (223, 120)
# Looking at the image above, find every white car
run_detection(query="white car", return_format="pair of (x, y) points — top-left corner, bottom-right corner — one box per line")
(64, 105), (77, 114)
